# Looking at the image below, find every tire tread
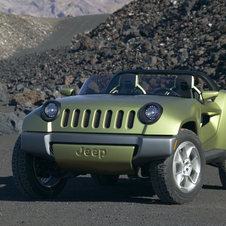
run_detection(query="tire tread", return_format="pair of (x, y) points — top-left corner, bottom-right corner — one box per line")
(12, 135), (67, 199)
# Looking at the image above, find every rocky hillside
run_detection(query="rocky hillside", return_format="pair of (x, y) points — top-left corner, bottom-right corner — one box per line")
(0, 0), (226, 134)
(0, 12), (109, 60)
(0, 0), (132, 17)
(0, 12), (55, 59)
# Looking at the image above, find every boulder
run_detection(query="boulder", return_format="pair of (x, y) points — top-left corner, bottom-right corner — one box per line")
(0, 110), (26, 135)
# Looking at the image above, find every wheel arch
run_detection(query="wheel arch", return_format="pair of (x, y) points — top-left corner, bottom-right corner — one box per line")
(181, 121), (197, 135)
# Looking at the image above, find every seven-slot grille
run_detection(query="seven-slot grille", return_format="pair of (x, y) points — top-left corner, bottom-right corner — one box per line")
(61, 108), (136, 130)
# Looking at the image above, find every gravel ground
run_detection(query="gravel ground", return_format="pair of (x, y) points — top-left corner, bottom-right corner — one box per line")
(0, 135), (226, 226)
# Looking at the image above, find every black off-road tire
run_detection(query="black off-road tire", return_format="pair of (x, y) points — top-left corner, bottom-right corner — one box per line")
(12, 135), (68, 199)
(91, 174), (119, 186)
(218, 160), (226, 188)
(150, 129), (205, 204)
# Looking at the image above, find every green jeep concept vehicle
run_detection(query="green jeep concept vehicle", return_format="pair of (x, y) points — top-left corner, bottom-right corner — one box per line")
(12, 69), (226, 204)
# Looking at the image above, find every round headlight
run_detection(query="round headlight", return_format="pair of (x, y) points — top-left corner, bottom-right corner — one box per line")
(41, 101), (61, 122)
(145, 105), (160, 120)
(139, 103), (163, 124)
(45, 103), (58, 118)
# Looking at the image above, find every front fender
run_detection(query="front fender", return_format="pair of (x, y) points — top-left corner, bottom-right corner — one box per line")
(22, 107), (49, 132)
(143, 99), (200, 136)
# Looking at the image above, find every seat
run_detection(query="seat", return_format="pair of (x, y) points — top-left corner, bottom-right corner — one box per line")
(110, 74), (146, 94)
(173, 75), (194, 98)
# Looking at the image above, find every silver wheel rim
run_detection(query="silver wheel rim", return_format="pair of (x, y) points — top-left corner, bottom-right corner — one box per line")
(172, 141), (201, 193)
(33, 157), (60, 188)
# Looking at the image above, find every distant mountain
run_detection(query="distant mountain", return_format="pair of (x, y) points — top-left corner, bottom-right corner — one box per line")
(0, 0), (132, 17)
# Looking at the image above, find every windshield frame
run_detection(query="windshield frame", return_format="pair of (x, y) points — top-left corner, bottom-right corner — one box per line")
(79, 70), (219, 97)
(113, 70), (219, 91)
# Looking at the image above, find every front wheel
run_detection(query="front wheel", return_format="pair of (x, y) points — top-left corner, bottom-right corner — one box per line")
(12, 135), (68, 199)
(150, 129), (205, 204)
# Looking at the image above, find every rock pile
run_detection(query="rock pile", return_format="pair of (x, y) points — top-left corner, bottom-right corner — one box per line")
(0, 0), (225, 133)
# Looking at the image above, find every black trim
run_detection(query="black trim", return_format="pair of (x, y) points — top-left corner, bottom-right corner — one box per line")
(40, 100), (61, 122)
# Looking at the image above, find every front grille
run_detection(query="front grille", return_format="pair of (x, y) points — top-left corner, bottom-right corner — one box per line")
(61, 108), (136, 130)
(116, 110), (124, 129)
(128, 111), (135, 129)
(93, 110), (101, 128)
(105, 110), (113, 128)
(83, 109), (91, 128)
(73, 109), (80, 127)
(61, 109), (70, 127)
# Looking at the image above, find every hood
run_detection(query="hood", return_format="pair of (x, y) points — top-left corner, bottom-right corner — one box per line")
(57, 94), (183, 108)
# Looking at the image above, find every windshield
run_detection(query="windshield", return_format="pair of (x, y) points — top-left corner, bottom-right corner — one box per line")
(79, 73), (213, 98)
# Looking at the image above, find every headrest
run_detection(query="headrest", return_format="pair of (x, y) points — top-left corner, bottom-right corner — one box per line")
(175, 75), (194, 90)
(119, 74), (138, 89)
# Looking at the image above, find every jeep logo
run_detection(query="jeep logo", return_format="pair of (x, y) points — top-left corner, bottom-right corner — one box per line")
(75, 147), (106, 159)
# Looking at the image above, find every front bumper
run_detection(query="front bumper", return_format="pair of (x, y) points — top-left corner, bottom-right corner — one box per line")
(21, 132), (176, 174)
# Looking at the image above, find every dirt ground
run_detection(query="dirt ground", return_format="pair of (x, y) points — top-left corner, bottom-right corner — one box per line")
(0, 134), (226, 226)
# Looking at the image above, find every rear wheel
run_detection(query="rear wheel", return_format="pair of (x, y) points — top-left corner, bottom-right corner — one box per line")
(218, 160), (226, 188)
(12, 135), (68, 199)
(91, 174), (119, 186)
(150, 129), (205, 204)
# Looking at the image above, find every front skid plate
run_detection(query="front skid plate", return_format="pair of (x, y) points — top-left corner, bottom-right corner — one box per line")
(53, 144), (135, 174)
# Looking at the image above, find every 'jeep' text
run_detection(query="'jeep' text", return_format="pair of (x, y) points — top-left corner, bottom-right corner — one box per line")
(75, 147), (106, 159)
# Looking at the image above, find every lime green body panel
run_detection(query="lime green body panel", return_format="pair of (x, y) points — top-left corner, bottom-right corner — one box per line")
(202, 91), (219, 100)
(22, 90), (226, 153)
(22, 107), (49, 132)
(53, 144), (135, 174)
(201, 90), (226, 151)
(59, 88), (74, 96)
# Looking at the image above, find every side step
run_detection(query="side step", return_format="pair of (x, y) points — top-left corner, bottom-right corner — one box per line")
(205, 149), (226, 164)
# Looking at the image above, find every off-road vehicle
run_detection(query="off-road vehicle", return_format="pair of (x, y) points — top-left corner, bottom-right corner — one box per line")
(12, 70), (226, 204)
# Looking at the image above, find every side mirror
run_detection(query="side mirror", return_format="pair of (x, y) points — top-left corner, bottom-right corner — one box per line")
(59, 88), (75, 96)
(202, 91), (218, 100)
